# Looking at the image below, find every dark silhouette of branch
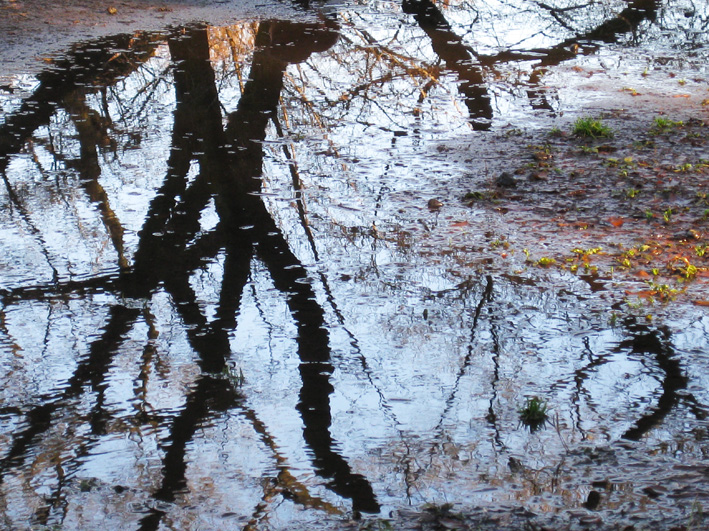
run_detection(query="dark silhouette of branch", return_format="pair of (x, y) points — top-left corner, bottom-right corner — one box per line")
(0, 304), (140, 481)
(480, 0), (660, 67)
(402, 0), (493, 130)
(621, 321), (706, 441)
(0, 34), (162, 172)
(134, 23), (379, 528)
(63, 90), (130, 270)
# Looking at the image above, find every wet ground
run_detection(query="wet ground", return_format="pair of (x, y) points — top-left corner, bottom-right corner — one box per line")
(1, 1), (709, 529)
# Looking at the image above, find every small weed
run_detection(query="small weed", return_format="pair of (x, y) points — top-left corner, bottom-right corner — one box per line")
(646, 281), (681, 302)
(627, 300), (644, 310)
(675, 163), (693, 173)
(669, 256), (698, 280)
(625, 188), (641, 199)
(519, 396), (548, 427)
(579, 145), (599, 154)
(634, 139), (655, 149)
(222, 365), (245, 387)
(684, 263), (698, 279)
(645, 209), (655, 220)
(688, 499), (704, 530)
(696, 245), (707, 257)
(422, 502), (463, 520)
(572, 247), (602, 256)
(663, 208), (673, 223)
(583, 263), (598, 274)
(609, 312), (619, 327)
(652, 116), (683, 133)
(463, 190), (498, 202)
(79, 479), (96, 492)
(548, 127), (562, 137)
(573, 116), (613, 138)
(360, 519), (394, 531)
(464, 191), (484, 200)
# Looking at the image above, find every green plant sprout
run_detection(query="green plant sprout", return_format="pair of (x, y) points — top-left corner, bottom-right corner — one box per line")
(519, 397), (549, 426)
(573, 116), (613, 138)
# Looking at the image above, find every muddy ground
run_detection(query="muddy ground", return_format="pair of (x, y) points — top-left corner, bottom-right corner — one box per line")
(0, 0), (305, 78)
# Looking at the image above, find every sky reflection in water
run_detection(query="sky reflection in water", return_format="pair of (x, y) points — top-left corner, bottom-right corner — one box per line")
(0, 1), (709, 529)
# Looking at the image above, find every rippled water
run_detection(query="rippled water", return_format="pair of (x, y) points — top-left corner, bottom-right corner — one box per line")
(1, 1), (708, 529)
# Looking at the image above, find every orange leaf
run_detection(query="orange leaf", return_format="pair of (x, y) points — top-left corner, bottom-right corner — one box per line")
(634, 290), (655, 299)
(694, 300), (709, 307)
(450, 221), (469, 228)
(625, 290), (654, 298)
(608, 217), (625, 228)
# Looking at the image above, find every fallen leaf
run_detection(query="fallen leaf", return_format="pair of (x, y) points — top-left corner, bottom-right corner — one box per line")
(609, 217), (625, 228)
(625, 290), (654, 299)
(107, 6), (118, 15)
(694, 300), (709, 307)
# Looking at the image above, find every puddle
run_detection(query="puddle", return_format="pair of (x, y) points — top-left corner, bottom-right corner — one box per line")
(1, 1), (708, 529)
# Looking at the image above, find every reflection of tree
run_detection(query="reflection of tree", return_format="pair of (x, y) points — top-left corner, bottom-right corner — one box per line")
(0, 2), (707, 525)
(479, 0), (660, 66)
(620, 320), (706, 441)
(402, 0), (661, 125)
(0, 20), (380, 526)
(0, 34), (163, 170)
(403, 0), (493, 130)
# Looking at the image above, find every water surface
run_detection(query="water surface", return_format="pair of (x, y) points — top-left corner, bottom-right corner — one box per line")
(1, 1), (708, 529)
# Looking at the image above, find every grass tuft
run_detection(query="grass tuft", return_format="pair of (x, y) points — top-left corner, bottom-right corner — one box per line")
(519, 396), (548, 425)
(572, 116), (613, 138)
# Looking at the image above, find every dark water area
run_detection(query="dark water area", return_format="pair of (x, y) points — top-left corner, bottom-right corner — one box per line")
(1, 1), (709, 529)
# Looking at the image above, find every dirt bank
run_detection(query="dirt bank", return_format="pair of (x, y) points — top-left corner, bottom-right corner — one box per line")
(0, 0), (307, 79)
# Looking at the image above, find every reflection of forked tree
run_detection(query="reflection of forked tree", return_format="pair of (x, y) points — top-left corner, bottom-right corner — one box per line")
(0, 21), (379, 527)
(0, 1), (703, 525)
(135, 22), (380, 527)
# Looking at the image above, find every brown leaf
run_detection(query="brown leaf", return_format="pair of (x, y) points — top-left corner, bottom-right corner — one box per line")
(608, 217), (624, 228)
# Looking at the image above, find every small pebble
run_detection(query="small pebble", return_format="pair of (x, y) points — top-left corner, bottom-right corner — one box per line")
(642, 486), (661, 499)
(428, 198), (443, 209)
(585, 490), (601, 510)
(496, 172), (517, 188)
